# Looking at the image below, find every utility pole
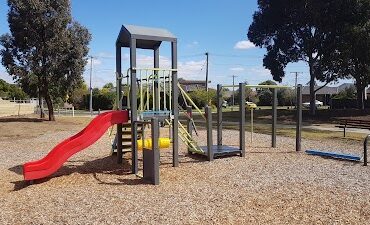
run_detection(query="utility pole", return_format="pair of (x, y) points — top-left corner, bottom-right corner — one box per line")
(205, 52), (210, 105)
(205, 52), (209, 92)
(291, 72), (302, 108)
(290, 72), (303, 92)
(89, 56), (94, 116)
(231, 75), (237, 109)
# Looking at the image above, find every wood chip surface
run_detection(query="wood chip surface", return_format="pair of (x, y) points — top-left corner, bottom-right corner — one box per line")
(0, 125), (369, 224)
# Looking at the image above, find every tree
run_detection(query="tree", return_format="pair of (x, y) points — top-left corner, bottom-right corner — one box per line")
(0, 78), (28, 99)
(0, 0), (91, 121)
(336, 0), (370, 109)
(248, 0), (351, 115)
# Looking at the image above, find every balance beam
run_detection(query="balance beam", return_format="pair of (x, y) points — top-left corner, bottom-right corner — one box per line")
(305, 149), (361, 162)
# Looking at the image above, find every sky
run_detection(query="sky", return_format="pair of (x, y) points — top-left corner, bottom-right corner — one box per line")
(0, 0), (350, 88)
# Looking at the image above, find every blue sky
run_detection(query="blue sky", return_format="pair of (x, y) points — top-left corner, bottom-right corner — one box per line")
(0, 0), (345, 88)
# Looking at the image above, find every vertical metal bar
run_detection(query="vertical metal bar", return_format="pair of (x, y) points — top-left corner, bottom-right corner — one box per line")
(239, 83), (246, 157)
(133, 121), (138, 172)
(163, 70), (166, 110)
(217, 84), (223, 146)
(140, 70), (143, 112)
(146, 72), (149, 111)
(272, 88), (277, 148)
(152, 118), (160, 185)
(296, 84), (302, 152)
(251, 108), (253, 144)
(154, 48), (160, 112)
(186, 106), (193, 154)
(130, 38), (138, 174)
(171, 40), (179, 167)
(206, 105), (214, 161)
(116, 44), (123, 164)
(364, 135), (368, 166)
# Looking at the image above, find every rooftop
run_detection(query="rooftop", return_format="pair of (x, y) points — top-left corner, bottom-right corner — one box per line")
(116, 24), (177, 49)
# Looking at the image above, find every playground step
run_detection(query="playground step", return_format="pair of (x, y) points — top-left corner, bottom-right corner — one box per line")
(122, 123), (144, 128)
(122, 130), (143, 135)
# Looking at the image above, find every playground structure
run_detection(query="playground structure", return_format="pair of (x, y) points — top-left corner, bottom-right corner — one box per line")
(22, 24), (367, 186)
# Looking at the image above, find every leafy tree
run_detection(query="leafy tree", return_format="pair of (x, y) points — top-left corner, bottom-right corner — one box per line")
(68, 82), (88, 109)
(0, 78), (28, 99)
(0, 0), (91, 121)
(278, 88), (295, 106)
(248, 0), (351, 115)
(188, 89), (217, 108)
(332, 87), (356, 100)
(335, 0), (370, 109)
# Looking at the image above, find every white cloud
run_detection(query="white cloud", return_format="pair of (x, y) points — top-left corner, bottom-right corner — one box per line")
(234, 40), (256, 50)
(97, 52), (114, 58)
(230, 67), (245, 72)
(86, 58), (102, 67)
(186, 41), (199, 48)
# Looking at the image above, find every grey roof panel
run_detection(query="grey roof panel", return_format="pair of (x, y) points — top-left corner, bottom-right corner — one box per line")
(117, 24), (176, 49)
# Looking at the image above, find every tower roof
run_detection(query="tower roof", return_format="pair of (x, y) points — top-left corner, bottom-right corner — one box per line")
(116, 24), (177, 49)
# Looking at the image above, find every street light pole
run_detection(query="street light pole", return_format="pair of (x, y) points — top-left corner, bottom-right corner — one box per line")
(89, 56), (93, 116)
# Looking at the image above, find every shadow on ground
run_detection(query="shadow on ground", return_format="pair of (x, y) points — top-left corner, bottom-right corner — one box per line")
(0, 117), (45, 123)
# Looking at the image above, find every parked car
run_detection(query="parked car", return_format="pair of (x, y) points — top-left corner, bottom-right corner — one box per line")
(302, 100), (323, 108)
(222, 100), (228, 108)
(246, 101), (257, 110)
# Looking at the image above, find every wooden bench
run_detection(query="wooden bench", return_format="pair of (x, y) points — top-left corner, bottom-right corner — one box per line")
(336, 119), (370, 137)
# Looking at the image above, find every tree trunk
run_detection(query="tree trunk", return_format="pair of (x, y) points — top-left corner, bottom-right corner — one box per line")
(309, 62), (316, 116)
(38, 89), (45, 118)
(355, 81), (365, 110)
(44, 92), (55, 121)
(41, 82), (55, 121)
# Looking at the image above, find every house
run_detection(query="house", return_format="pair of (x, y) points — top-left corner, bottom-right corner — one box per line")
(301, 83), (355, 105)
(178, 78), (209, 92)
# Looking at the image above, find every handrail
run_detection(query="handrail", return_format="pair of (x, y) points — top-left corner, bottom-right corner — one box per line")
(177, 83), (206, 120)
(363, 135), (369, 166)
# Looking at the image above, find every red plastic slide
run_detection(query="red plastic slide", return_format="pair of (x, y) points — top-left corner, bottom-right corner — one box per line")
(23, 110), (129, 181)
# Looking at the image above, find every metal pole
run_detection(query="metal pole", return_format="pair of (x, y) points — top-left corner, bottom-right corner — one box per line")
(296, 84), (302, 151)
(272, 88), (277, 148)
(205, 52), (209, 91)
(171, 40), (179, 167)
(151, 118), (160, 185)
(217, 84), (222, 146)
(239, 83), (246, 157)
(89, 56), (93, 116)
(115, 45), (123, 164)
(251, 108), (253, 144)
(205, 52), (209, 104)
(232, 75), (236, 108)
(130, 38), (138, 173)
(364, 135), (368, 166)
(206, 105), (213, 161)
(154, 47), (160, 112)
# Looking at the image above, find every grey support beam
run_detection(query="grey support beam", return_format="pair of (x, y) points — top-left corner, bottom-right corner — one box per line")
(154, 47), (160, 111)
(206, 106), (214, 161)
(171, 41), (179, 167)
(217, 84), (223, 146)
(272, 88), (277, 148)
(130, 38), (138, 174)
(239, 83), (246, 157)
(296, 84), (302, 152)
(116, 44), (123, 164)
